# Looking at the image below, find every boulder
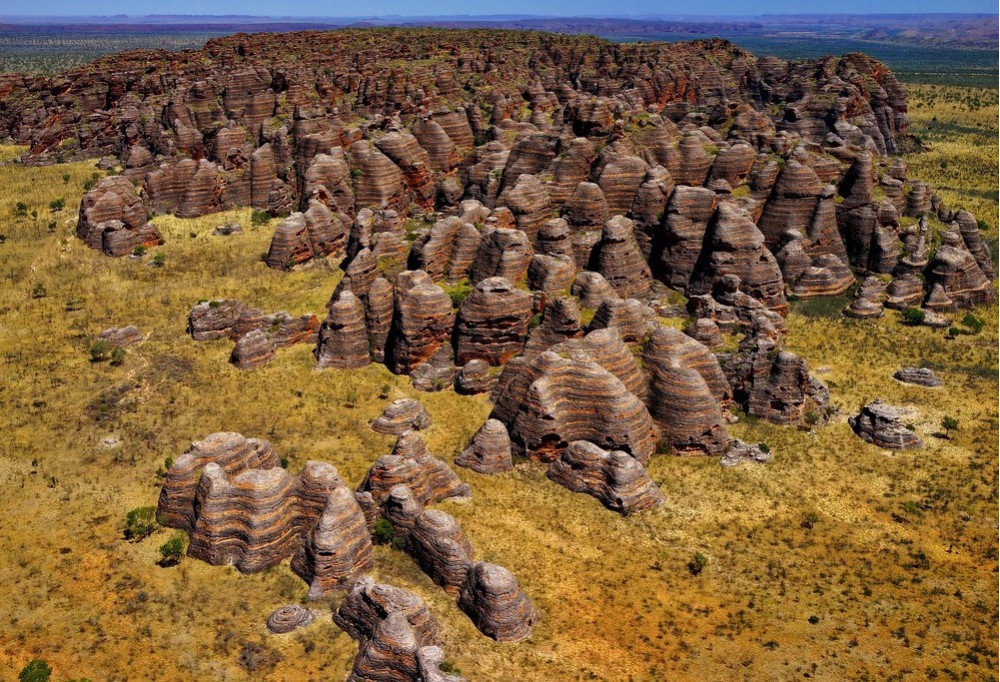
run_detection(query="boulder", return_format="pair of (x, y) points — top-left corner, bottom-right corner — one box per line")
(266, 605), (316, 634)
(97, 325), (143, 347)
(893, 367), (942, 388)
(849, 400), (922, 449)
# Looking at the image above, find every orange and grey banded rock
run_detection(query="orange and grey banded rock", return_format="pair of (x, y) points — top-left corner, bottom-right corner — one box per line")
(455, 359), (499, 396)
(646, 356), (729, 455)
(954, 209), (995, 279)
(924, 231), (994, 309)
(644, 326), (731, 404)
(454, 277), (532, 366)
(76, 176), (161, 256)
(527, 253), (577, 294)
(571, 271), (618, 310)
(590, 216), (652, 299)
(893, 367), (941, 388)
(408, 217), (465, 281)
(469, 228), (533, 286)
(490, 346), (657, 464)
(316, 290), (371, 369)
(457, 562), (538, 642)
(347, 613), (435, 682)
(350, 140), (407, 214)
(409, 509), (475, 595)
(97, 325), (143, 347)
(547, 440), (664, 514)
(757, 159), (822, 247)
(655, 185), (716, 289)
(586, 297), (654, 343)
(158, 432), (279, 531)
(187, 460), (344, 573)
(334, 576), (440, 646)
(266, 605), (316, 634)
(374, 130), (436, 212)
(788, 254), (855, 298)
(844, 276), (886, 319)
(372, 399), (432, 435)
(523, 296), (583, 356)
(729, 336), (829, 426)
(292, 485), (374, 598)
(684, 318), (723, 349)
(597, 155), (647, 216)
(365, 277), (395, 364)
(358, 431), (471, 506)
(884, 274), (924, 310)
(387, 271), (455, 375)
(456, 419), (513, 474)
(230, 330), (276, 370)
(563, 182), (609, 231)
(500, 173), (552, 238)
(849, 400), (922, 449)
(688, 203), (787, 312)
(188, 299), (247, 340)
(417, 646), (468, 682)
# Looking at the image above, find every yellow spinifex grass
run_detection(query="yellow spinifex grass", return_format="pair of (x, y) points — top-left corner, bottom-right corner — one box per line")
(0, 85), (997, 681)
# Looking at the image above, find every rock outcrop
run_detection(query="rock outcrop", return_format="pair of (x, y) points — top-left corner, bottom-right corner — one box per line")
(893, 367), (942, 388)
(372, 399), (432, 435)
(357, 431), (471, 505)
(455, 419), (513, 474)
(457, 562), (538, 642)
(849, 400), (923, 449)
(547, 440), (664, 514)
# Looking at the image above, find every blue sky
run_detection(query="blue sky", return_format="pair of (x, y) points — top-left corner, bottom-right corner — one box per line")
(0, 0), (995, 17)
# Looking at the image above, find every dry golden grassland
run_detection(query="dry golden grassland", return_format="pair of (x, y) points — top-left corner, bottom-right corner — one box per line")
(0, 87), (996, 681)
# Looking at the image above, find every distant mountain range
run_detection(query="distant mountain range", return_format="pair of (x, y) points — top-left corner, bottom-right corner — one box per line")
(0, 13), (995, 47)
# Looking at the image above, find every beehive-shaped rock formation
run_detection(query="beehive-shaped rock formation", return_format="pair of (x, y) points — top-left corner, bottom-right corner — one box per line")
(357, 431), (471, 506)
(455, 419), (513, 474)
(457, 562), (538, 642)
(316, 290), (371, 369)
(547, 440), (664, 514)
(454, 277), (532, 365)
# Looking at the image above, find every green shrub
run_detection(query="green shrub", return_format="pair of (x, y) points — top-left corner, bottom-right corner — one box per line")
(125, 506), (158, 541)
(251, 209), (271, 226)
(110, 347), (126, 366)
(801, 511), (820, 529)
(941, 416), (959, 438)
(688, 552), (709, 576)
(18, 660), (52, 682)
(901, 307), (925, 325)
(48, 197), (65, 212)
(14, 201), (28, 218)
(151, 253), (166, 267)
(132, 245), (147, 257)
(31, 283), (47, 299)
(373, 519), (395, 545)
(158, 533), (186, 566)
(89, 340), (112, 362)
(444, 280), (472, 309)
(960, 313), (985, 333)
